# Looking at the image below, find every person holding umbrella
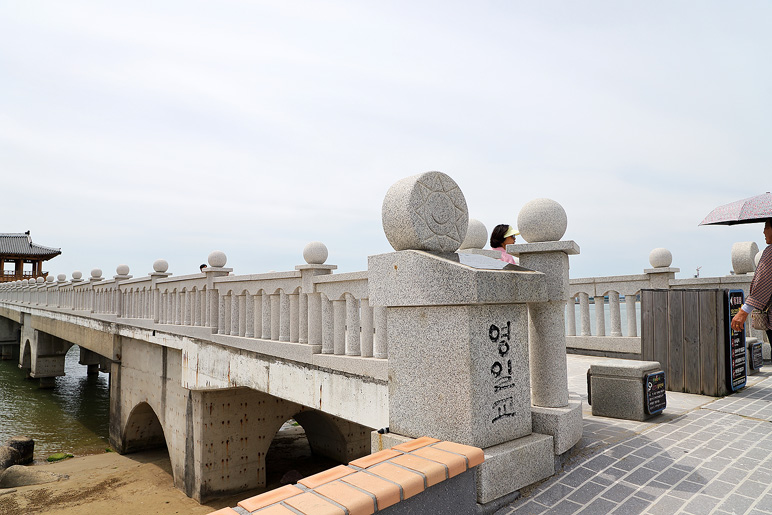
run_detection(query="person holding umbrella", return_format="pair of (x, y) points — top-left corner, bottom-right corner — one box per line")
(730, 219), (772, 339)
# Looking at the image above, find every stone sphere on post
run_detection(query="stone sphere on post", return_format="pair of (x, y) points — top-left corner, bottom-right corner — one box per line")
(208, 251), (227, 268)
(46, 275), (54, 283)
(303, 242), (328, 265)
(72, 271), (82, 280)
(91, 269), (102, 279)
(382, 171), (468, 252)
(36, 276), (45, 284)
(153, 259), (169, 273)
(57, 274), (66, 282)
(115, 265), (129, 276)
(731, 242), (759, 275)
(459, 218), (488, 250)
(517, 198), (568, 243)
(648, 248), (673, 268)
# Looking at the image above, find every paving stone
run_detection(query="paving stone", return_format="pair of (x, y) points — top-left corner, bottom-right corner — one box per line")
(645, 494), (686, 514)
(576, 496), (616, 514)
(736, 479), (768, 498)
(609, 495), (649, 515)
(718, 493), (755, 514)
(655, 466), (689, 485)
(560, 467), (597, 488)
(600, 482), (635, 503)
(623, 467), (658, 486)
(533, 482), (574, 507)
(681, 493), (723, 514)
(567, 480), (605, 504)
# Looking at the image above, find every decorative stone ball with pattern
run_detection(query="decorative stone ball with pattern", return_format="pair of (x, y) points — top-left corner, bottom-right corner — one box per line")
(57, 274), (66, 282)
(72, 271), (82, 280)
(517, 198), (568, 243)
(91, 269), (102, 279)
(731, 241), (759, 275)
(648, 248), (673, 268)
(208, 250), (227, 268)
(382, 171), (468, 252)
(459, 218), (488, 250)
(115, 265), (129, 276)
(303, 241), (328, 264)
(46, 275), (54, 283)
(36, 277), (44, 283)
(153, 259), (169, 273)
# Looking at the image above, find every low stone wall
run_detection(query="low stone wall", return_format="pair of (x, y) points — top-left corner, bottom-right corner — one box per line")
(207, 436), (484, 515)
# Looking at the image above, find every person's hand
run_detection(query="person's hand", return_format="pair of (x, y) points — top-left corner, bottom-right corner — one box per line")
(731, 310), (749, 331)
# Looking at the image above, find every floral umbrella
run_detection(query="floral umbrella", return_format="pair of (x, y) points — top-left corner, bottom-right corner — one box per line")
(699, 192), (772, 226)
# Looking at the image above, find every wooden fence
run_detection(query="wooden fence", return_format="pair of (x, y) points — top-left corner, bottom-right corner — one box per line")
(641, 289), (730, 397)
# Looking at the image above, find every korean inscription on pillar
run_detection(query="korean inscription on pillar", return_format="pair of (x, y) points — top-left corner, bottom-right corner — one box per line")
(489, 321), (516, 423)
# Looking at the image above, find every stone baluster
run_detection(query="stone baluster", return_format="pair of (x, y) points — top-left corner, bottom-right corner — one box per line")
(566, 296), (577, 336)
(230, 292), (241, 336)
(594, 293), (606, 337)
(89, 269), (103, 313)
(298, 293), (308, 344)
(609, 290), (622, 337)
(578, 292), (591, 336)
(307, 292), (322, 348)
(244, 293), (254, 338)
(223, 293), (232, 335)
(270, 293), (280, 340)
(238, 293), (246, 336)
(253, 293), (263, 338)
(261, 291), (271, 339)
(360, 299), (374, 358)
(626, 295), (638, 337)
(345, 293), (361, 356)
(373, 306), (387, 359)
(289, 292), (299, 343)
(321, 295), (333, 354)
(333, 298), (345, 355)
(184, 290), (192, 325)
(279, 290), (290, 342)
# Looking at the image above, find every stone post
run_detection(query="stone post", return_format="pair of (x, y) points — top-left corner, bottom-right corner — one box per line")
(508, 197), (583, 456)
(202, 251), (232, 333)
(149, 259), (171, 323)
(296, 241), (336, 353)
(371, 172), (557, 506)
(88, 269), (103, 312)
(113, 266), (132, 318)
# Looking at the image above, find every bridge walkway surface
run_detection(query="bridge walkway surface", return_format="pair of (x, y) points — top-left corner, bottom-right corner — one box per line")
(498, 354), (772, 515)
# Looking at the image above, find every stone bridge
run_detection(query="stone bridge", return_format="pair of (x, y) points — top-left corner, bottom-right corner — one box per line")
(0, 172), (583, 509)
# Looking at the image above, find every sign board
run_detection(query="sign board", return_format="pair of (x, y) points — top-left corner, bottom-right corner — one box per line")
(727, 289), (748, 391)
(644, 371), (666, 415)
(750, 341), (763, 371)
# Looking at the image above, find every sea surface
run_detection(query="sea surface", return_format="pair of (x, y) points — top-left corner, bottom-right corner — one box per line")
(0, 345), (110, 464)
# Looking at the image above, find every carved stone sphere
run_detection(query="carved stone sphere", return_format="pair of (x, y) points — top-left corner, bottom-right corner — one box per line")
(382, 171), (468, 252)
(459, 218), (488, 250)
(731, 241), (759, 274)
(36, 276), (45, 283)
(57, 274), (66, 282)
(517, 198), (567, 243)
(91, 269), (102, 279)
(153, 259), (169, 273)
(72, 271), (82, 280)
(208, 250), (227, 268)
(303, 242), (328, 265)
(115, 265), (129, 276)
(649, 248), (673, 268)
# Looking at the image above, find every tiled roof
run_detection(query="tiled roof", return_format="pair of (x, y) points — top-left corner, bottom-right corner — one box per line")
(0, 233), (61, 258)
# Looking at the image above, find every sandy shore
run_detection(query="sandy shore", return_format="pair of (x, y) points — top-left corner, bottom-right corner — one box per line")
(0, 450), (260, 515)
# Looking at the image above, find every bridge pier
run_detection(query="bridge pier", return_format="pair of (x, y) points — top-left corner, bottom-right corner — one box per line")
(0, 315), (20, 360)
(19, 314), (73, 387)
(111, 336), (370, 503)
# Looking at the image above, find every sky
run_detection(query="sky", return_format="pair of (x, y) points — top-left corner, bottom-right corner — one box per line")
(2, 2), (771, 282)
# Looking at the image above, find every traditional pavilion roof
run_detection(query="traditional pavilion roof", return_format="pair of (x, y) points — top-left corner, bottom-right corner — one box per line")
(0, 232), (61, 260)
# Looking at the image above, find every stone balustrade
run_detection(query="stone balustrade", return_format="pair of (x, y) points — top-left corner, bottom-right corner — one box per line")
(0, 244), (386, 361)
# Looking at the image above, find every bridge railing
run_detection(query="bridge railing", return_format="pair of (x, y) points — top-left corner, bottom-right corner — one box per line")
(0, 245), (387, 360)
(566, 244), (759, 356)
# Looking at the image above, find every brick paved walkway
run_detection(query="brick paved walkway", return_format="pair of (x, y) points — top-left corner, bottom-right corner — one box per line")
(498, 356), (772, 515)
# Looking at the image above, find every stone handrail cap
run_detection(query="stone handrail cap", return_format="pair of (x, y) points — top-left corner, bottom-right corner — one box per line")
(116, 264), (129, 276)
(459, 218), (487, 250)
(46, 275), (54, 282)
(91, 269), (103, 279)
(643, 267), (680, 274)
(208, 250), (227, 268)
(57, 274), (67, 282)
(36, 276), (45, 283)
(517, 198), (567, 243)
(303, 241), (328, 264)
(507, 240), (580, 256)
(382, 171), (468, 253)
(72, 271), (82, 280)
(649, 248), (673, 268)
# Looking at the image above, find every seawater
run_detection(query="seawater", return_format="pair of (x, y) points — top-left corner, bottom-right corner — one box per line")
(0, 345), (110, 463)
